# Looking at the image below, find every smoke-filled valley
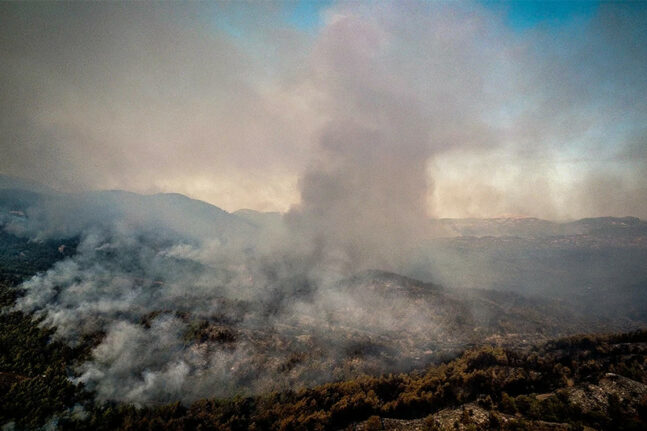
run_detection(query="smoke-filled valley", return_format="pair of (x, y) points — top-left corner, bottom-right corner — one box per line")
(1, 181), (646, 410)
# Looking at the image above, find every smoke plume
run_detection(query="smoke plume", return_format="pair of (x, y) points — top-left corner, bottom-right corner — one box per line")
(2, 0), (647, 405)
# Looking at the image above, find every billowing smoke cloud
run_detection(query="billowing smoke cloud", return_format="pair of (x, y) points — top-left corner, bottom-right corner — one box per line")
(286, 11), (431, 270)
(1, 1), (646, 218)
(285, 2), (516, 268)
(3, 0), (647, 406)
(14, 220), (470, 404)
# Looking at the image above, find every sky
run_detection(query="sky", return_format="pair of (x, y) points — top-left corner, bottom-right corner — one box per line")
(1, 1), (646, 220)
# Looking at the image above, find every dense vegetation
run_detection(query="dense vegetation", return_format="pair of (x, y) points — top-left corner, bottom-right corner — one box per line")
(0, 229), (76, 285)
(58, 332), (646, 430)
(0, 234), (89, 429)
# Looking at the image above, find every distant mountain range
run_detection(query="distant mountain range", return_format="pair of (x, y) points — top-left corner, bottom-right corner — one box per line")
(429, 215), (647, 239)
(2, 173), (645, 241)
(1, 173), (646, 324)
(0, 174), (257, 243)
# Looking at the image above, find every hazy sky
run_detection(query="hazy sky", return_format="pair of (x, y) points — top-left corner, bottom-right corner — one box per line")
(1, 1), (646, 220)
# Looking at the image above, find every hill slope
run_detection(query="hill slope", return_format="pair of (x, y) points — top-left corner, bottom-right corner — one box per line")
(0, 186), (257, 243)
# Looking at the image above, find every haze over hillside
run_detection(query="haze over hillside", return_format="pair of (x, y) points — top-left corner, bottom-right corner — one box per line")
(1, 175), (646, 405)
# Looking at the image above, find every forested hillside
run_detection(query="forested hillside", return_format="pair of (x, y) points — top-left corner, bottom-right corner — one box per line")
(2, 277), (646, 431)
(2, 262), (646, 430)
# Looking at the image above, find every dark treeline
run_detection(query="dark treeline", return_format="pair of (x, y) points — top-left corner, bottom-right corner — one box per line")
(0, 229), (77, 286)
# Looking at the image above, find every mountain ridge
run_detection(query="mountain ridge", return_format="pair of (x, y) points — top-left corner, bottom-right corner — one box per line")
(2, 173), (643, 239)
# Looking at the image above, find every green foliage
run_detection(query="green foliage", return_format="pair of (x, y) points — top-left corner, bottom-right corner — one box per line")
(0, 230), (77, 285)
(0, 310), (92, 428)
(499, 392), (517, 414)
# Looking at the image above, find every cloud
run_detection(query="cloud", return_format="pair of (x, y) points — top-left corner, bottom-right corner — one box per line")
(0, 2), (317, 210)
(1, 1), (646, 218)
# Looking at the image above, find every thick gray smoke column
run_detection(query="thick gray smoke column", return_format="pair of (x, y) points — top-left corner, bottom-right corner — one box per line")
(287, 13), (430, 272)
